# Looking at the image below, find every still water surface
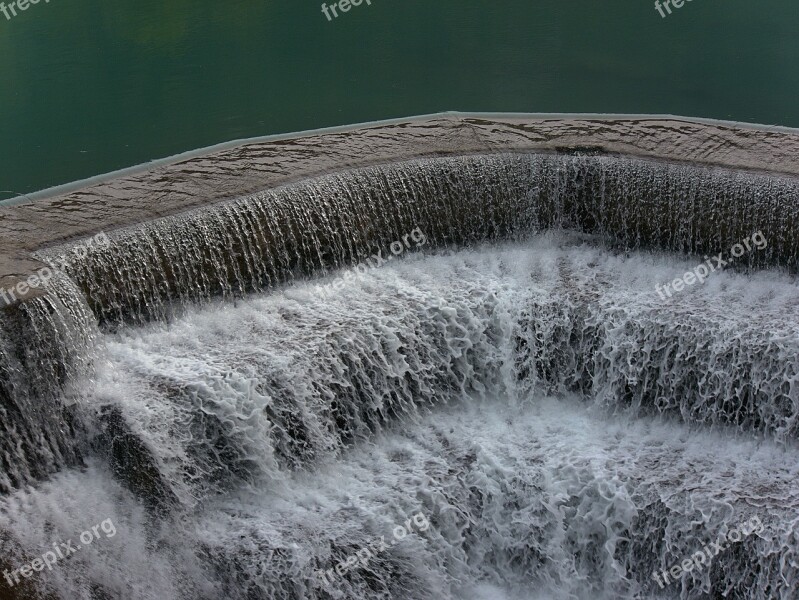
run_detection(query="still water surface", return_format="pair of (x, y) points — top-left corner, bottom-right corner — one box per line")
(1, 0), (798, 198)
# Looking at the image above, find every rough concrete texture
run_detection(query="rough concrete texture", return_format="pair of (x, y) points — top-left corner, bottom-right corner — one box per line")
(2, 114), (799, 301)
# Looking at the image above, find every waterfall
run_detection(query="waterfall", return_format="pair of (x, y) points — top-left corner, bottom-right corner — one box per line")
(41, 153), (799, 327)
(0, 272), (96, 494)
(0, 152), (798, 599)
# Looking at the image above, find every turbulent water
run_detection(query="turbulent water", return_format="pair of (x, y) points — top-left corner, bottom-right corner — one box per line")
(0, 231), (798, 600)
(1, 153), (799, 599)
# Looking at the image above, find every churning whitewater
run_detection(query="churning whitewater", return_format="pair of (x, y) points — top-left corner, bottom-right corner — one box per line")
(0, 234), (798, 599)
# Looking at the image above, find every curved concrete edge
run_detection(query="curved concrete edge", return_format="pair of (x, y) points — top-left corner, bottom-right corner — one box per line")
(6, 112), (799, 208)
(1, 113), (799, 309)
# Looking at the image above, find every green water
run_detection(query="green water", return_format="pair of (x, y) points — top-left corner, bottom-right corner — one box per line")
(1, 0), (797, 200)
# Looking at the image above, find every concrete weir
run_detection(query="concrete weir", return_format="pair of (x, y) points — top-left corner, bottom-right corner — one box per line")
(2, 114), (799, 600)
(2, 112), (799, 319)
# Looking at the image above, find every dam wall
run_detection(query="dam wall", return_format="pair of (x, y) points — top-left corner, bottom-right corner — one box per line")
(1, 115), (799, 599)
(1, 113), (798, 321)
(3, 112), (799, 306)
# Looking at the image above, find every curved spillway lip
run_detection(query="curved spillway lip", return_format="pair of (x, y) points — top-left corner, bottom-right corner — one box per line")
(2, 112), (799, 308)
(5, 111), (799, 208)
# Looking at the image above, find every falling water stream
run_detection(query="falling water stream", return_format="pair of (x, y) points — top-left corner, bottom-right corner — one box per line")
(0, 155), (798, 600)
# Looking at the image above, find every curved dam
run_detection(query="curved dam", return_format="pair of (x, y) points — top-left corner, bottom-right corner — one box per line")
(0, 114), (798, 600)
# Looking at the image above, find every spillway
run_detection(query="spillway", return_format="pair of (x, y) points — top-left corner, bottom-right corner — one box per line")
(0, 115), (797, 600)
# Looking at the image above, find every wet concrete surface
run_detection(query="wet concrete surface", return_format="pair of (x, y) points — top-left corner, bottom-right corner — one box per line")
(2, 113), (799, 304)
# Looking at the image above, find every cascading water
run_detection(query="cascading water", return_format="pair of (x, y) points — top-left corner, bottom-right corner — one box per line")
(0, 154), (798, 600)
(47, 154), (799, 326)
(0, 272), (96, 494)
